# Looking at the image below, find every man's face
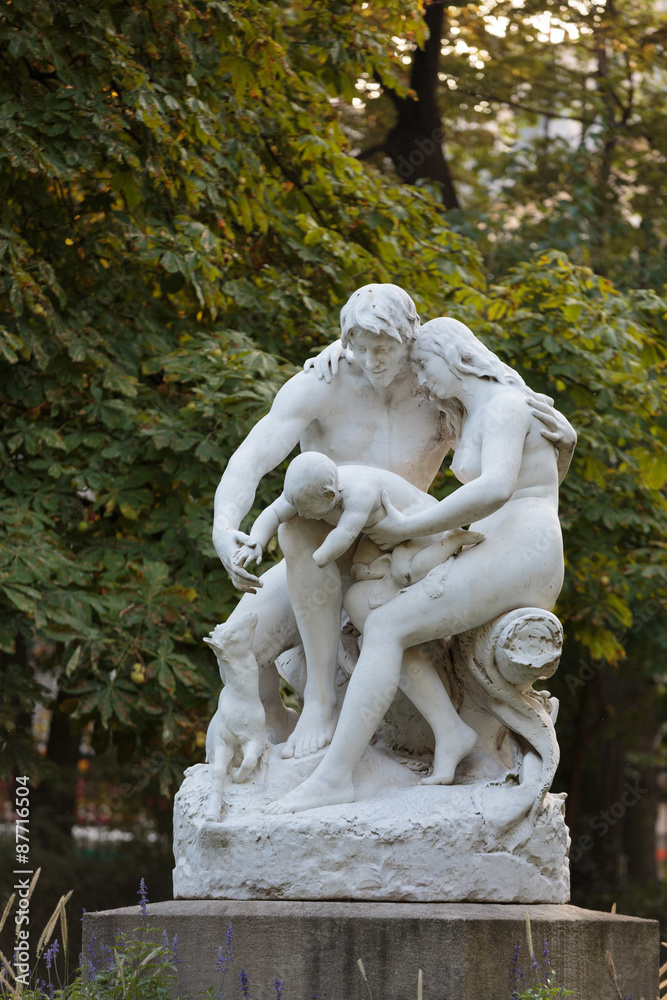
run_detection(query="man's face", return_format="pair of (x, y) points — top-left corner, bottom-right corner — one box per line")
(346, 328), (410, 388)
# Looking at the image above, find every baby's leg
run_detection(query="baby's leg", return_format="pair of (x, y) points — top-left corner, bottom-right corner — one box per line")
(232, 739), (263, 783)
(397, 530), (484, 587)
(398, 648), (477, 785)
(206, 740), (234, 821)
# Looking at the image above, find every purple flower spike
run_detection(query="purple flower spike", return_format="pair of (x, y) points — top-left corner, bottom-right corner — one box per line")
(239, 966), (251, 999)
(273, 977), (284, 1000)
(137, 878), (149, 920)
(44, 938), (60, 971)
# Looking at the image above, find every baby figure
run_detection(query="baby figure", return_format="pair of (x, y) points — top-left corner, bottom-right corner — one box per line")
(234, 451), (483, 583)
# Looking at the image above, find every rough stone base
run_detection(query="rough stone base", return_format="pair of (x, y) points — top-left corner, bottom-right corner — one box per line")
(173, 745), (570, 903)
(83, 900), (660, 1000)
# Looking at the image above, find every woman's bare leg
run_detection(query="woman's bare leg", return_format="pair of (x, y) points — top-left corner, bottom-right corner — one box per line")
(347, 577), (477, 784)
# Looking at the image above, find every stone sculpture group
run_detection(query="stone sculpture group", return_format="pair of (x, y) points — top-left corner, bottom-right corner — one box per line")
(173, 283), (576, 903)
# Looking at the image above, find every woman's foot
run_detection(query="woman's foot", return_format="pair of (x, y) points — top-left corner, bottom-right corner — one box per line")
(265, 770), (354, 814)
(421, 722), (478, 785)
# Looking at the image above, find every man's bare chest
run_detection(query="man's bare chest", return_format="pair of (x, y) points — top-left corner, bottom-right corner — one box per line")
(300, 393), (449, 488)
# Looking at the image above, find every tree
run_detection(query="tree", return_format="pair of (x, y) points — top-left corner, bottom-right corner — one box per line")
(353, 0), (667, 289)
(0, 0), (480, 794)
(357, 1), (461, 209)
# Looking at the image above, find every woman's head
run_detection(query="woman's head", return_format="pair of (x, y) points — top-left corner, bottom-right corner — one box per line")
(411, 317), (530, 392)
(410, 317), (533, 437)
(284, 452), (340, 519)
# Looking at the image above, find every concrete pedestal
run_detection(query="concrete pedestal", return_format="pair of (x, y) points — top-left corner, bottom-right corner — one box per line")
(83, 899), (659, 1000)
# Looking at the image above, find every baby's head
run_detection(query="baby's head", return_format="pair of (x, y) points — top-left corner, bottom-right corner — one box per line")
(284, 452), (340, 520)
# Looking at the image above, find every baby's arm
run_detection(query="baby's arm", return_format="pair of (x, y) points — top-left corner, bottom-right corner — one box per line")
(312, 485), (376, 568)
(238, 495), (297, 567)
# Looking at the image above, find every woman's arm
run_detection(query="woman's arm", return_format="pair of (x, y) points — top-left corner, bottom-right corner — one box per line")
(368, 395), (531, 546)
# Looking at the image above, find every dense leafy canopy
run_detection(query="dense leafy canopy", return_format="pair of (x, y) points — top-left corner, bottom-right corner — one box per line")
(354, 0), (667, 288)
(1, 0), (665, 836)
(0, 0), (479, 784)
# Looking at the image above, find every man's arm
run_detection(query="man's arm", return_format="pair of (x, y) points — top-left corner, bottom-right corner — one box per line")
(212, 372), (324, 589)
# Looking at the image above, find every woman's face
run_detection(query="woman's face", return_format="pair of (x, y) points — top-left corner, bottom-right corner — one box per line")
(347, 328), (410, 388)
(410, 345), (460, 401)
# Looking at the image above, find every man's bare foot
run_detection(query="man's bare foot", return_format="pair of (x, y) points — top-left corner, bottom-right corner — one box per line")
(421, 723), (478, 786)
(265, 771), (354, 814)
(265, 703), (299, 745)
(280, 702), (337, 759)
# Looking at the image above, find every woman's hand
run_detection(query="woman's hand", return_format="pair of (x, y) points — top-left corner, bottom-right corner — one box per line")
(526, 395), (576, 482)
(366, 491), (410, 550)
(303, 339), (354, 383)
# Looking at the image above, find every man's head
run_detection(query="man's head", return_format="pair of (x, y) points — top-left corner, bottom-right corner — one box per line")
(284, 452), (340, 520)
(339, 284), (419, 388)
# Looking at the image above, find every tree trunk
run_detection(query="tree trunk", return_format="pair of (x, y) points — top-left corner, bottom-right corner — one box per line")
(557, 647), (659, 898)
(360, 1), (460, 210)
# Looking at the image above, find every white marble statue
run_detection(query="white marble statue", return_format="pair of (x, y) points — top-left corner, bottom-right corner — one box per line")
(173, 283), (576, 903)
(266, 314), (567, 813)
(211, 284), (575, 760)
(235, 450), (484, 768)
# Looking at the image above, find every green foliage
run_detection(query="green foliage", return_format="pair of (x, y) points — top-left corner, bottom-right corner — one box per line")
(512, 977), (576, 1000)
(354, 0), (667, 289)
(434, 249), (667, 665)
(0, 886), (179, 1000)
(1, 0), (666, 798)
(0, 0), (481, 783)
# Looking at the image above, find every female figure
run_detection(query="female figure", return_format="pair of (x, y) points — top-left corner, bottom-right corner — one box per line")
(268, 317), (568, 814)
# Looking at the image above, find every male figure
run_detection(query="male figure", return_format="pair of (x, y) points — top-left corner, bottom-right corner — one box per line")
(212, 284), (575, 759)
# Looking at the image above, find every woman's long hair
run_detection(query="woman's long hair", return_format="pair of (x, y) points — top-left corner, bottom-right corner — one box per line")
(414, 317), (544, 441)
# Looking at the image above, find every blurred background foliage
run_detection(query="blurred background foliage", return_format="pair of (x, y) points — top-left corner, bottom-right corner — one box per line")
(0, 0), (666, 943)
